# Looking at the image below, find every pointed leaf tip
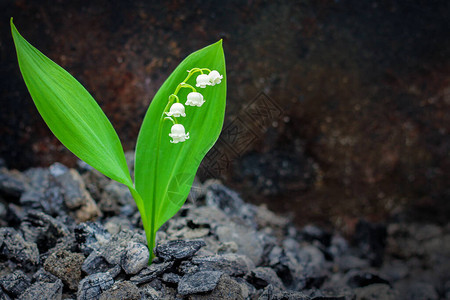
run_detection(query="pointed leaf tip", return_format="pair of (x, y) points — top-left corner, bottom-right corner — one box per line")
(11, 22), (133, 188)
(135, 40), (226, 235)
(10, 18), (16, 34)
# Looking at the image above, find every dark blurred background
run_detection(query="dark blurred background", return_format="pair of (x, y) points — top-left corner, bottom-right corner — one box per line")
(1, 0), (449, 230)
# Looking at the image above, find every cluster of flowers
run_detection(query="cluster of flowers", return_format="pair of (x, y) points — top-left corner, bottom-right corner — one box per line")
(163, 68), (223, 143)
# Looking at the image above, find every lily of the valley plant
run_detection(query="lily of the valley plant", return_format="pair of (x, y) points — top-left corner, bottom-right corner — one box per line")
(10, 18), (226, 262)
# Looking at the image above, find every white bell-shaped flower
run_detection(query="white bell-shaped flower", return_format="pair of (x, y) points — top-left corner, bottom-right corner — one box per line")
(185, 92), (205, 107)
(208, 70), (223, 85)
(165, 102), (186, 117)
(196, 74), (210, 88)
(169, 124), (189, 143)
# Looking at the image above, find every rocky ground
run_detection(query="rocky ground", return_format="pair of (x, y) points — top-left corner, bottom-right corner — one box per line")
(0, 156), (449, 299)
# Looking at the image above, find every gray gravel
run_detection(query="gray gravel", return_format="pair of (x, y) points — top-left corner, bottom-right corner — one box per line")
(155, 239), (206, 261)
(121, 242), (150, 274)
(77, 272), (114, 300)
(18, 280), (63, 300)
(0, 271), (31, 297)
(178, 271), (223, 295)
(0, 160), (448, 299)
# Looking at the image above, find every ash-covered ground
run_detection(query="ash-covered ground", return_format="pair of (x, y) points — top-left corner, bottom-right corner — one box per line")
(0, 157), (448, 299)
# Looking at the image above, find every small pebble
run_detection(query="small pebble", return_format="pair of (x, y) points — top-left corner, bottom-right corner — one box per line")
(121, 242), (150, 274)
(178, 271), (223, 295)
(77, 272), (114, 300)
(155, 239), (206, 261)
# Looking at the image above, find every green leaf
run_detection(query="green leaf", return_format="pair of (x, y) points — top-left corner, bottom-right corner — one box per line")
(10, 19), (133, 189)
(135, 41), (226, 247)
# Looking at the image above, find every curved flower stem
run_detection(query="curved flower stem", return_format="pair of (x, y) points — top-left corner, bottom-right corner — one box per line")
(174, 68), (210, 95)
(183, 68), (211, 83)
(163, 95), (176, 113)
(164, 116), (176, 124)
(180, 83), (196, 92)
(173, 84), (184, 96)
(174, 83), (196, 95)
(170, 94), (180, 103)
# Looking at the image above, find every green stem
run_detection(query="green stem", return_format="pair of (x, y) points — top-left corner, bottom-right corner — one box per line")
(164, 116), (176, 124)
(146, 94), (177, 264)
(146, 66), (210, 263)
(170, 94), (180, 103)
(148, 125), (162, 263)
(129, 187), (154, 262)
(173, 84), (183, 95)
(183, 68), (211, 84)
(180, 82), (196, 92)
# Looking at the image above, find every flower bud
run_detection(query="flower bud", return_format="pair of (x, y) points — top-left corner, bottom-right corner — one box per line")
(165, 102), (186, 117)
(208, 70), (223, 85)
(169, 124), (189, 143)
(185, 92), (205, 107)
(196, 74), (210, 88)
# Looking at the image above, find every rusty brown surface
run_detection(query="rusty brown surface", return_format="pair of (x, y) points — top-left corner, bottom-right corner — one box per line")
(1, 0), (449, 226)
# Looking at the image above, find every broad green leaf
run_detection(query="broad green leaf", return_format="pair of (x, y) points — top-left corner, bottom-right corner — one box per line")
(10, 19), (133, 189)
(135, 41), (226, 246)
